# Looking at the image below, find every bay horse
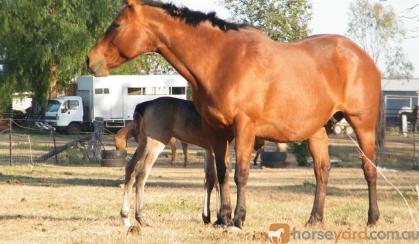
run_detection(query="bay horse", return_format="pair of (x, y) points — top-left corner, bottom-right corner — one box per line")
(87, 0), (384, 228)
(115, 97), (265, 227)
(114, 123), (189, 167)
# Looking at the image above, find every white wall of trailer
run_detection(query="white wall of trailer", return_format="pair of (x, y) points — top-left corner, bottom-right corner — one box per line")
(76, 75), (188, 122)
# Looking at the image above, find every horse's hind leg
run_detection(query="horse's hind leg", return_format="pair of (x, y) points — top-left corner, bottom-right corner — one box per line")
(169, 138), (177, 166)
(202, 150), (219, 224)
(346, 115), (380, 225)
(182, 142), (188, 167)
(134, 137), (166, 226)
(306, 128), (331, 225)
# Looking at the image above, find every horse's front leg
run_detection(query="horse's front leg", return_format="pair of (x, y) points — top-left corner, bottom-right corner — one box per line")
(233, 114), (255, 228)
(134, 138), (166, 227)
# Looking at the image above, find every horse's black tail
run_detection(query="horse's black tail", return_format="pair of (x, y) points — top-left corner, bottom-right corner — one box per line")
(375, 94), (385, 152)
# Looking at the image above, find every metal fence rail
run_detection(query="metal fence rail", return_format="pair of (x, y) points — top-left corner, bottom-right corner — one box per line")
(0, 117), (417, 169)
(0, 118), (104, 166)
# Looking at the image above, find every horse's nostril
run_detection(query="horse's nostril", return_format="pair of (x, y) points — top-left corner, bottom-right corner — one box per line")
(86, 57), (90, 67)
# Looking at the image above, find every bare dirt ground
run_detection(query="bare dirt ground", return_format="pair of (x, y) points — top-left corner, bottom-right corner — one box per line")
(0, 154), (418, 243)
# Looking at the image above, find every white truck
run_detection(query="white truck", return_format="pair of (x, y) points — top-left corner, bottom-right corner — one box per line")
(45, 75), (188, 134)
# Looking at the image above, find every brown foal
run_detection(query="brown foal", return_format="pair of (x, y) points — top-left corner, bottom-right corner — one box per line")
(117, 97), (221, 227)
(87, 0), (383, 228)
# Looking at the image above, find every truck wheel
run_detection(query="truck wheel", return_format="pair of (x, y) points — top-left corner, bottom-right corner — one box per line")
(345, 126), (354, 135)
(334, 125), (343, 135)
(67, 123), (81, 135)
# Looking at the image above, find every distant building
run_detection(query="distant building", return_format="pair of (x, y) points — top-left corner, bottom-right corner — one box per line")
(382, 79), (419, 126)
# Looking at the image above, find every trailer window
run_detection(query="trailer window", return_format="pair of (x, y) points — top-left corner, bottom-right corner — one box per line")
(95, 88), (110, 95)
(171, 87), (186, 95)
(155, 87), (169, 95)
(128, 87), (145, 96)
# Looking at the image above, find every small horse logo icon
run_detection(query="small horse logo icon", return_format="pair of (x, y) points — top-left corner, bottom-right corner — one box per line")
(268, 223), (290, 244)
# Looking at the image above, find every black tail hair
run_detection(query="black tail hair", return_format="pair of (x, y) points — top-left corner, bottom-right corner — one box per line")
(133, 101), (152, 122)
(132, 101), (153, 140)
(376, 93), (385, 151)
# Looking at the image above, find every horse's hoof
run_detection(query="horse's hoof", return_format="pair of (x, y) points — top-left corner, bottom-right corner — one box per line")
(233, 220), (244, 229)
(305, 215), (323, 226)
(367, 211), (380, 226)
(213, 218), (226, 228)
(127, 225), (141, 236)
(202, 214), (211, 224)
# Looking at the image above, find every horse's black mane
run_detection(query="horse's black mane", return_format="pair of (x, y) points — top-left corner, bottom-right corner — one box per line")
(141, 0), (248, 32)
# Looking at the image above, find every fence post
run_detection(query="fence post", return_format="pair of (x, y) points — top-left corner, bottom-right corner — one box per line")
(9, 118), (12, 166)
(52, 127), (58, 164)
(92, 117), (104, 162)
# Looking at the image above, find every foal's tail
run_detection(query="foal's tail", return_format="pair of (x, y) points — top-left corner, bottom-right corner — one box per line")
(133, 101), (152, 141)
(375, 93), (385, 151)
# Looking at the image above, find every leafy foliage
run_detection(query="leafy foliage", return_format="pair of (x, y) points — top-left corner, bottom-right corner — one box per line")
(222, 0), (312, 41)
(0, 0), (173, 111)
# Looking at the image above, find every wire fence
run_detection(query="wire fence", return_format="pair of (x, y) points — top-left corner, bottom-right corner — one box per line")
(0, 113), (417, 169)
(0, 118), (105, 166)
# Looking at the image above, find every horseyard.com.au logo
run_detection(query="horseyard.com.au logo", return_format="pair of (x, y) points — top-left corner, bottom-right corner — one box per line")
(268, 223), (290, 244)
(268, 223), (419, 243)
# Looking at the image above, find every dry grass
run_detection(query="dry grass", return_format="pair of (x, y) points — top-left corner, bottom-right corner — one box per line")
(0, 158), (418, 243)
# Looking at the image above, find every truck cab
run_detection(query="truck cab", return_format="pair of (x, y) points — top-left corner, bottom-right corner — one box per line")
(45, 96), (83, 134)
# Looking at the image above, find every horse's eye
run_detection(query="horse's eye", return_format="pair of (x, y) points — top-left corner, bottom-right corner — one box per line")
(113, 22), (120, 28)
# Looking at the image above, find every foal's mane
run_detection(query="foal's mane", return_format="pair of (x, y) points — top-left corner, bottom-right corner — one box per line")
(141, 0), (249, 32)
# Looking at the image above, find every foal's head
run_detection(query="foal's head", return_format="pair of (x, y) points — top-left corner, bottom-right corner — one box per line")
(87, 0), (156, 76)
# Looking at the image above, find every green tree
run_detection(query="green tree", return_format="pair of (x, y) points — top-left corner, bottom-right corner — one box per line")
(222, 0), (312, 41)
(346, 0), (414, 79)
(0, 0), (173, 112)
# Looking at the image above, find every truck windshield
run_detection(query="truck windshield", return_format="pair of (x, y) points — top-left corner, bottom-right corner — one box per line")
(47, 100), (61, 112)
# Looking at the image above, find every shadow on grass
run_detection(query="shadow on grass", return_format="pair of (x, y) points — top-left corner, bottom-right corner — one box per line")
(0, 173), (408, 199)
(0, 214), (99, 222)
(0, 173), (122, 187)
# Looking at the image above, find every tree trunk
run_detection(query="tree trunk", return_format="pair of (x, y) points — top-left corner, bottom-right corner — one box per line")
(49, 64), (58, 99)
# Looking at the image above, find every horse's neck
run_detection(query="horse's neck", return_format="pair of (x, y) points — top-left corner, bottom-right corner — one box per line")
(146, 9), (223, 93)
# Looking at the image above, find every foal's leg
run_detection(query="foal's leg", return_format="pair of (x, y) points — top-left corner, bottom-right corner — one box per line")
(306, 128), (331, 225)
(253, 138), (265, 165)
(134, 137), (166, 226)
(121, 143), (146, 227)
(169, 138), (177, 166)
(202, 150), (218, 224)
(213, 140), (232, 226)
(253, 148), (263, 165)
(233, 115), (255, 228)
(182, 142), (188, 167)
